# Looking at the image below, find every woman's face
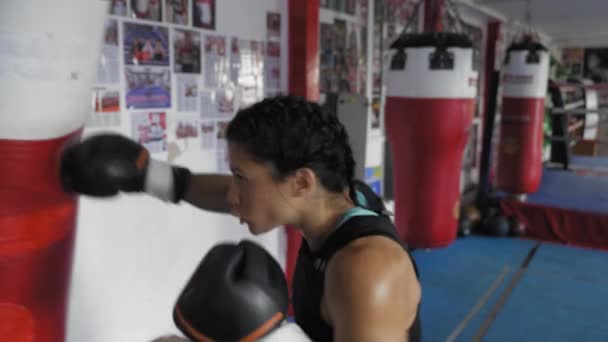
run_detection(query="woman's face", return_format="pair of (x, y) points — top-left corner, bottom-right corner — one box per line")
(226, 142), (298, 235)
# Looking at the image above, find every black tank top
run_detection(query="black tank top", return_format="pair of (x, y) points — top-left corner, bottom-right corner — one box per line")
(292, 213), (422, 342)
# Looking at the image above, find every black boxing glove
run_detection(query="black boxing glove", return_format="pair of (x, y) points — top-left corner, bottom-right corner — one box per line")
(60, 133), (191, 203)
(173, 240), (290, 342)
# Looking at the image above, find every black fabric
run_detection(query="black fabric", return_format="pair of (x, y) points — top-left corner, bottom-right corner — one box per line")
(171, 165), (192, 203)
(507, 40), (547, 52)
(292, 215), (422, 342)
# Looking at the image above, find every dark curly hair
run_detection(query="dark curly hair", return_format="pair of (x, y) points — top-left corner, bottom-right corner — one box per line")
(226, 95), (355, 193)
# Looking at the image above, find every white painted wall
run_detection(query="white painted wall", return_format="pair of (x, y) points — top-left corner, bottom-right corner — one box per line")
(66, 1), (289, 341)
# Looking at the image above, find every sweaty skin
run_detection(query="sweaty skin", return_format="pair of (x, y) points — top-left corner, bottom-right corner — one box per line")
(322, 235), (421, 342)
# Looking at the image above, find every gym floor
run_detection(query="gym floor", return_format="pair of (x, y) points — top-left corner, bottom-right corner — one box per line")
(413, 236), (608, 341)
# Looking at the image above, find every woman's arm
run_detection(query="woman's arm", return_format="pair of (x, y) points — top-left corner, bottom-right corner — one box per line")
(183, 174), (233, 214)
(324, 236), (421, 342)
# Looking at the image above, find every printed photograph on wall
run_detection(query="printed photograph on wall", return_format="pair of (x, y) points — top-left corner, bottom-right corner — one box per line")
(110, 0), (128, 16)
(216, 120), (231, 173)
(320, 23), (338, 93)
(123, 23), (169, 66)
(176, 75), (199, 112)
(204, 35), (229, 88)
(266, 12), (281, 40)
(97, 19), (120, 84)
(87, 88), (122, 128)
(175, 113), (199, 143)
(131, 111), (167, 153)
(174, 28), (201, 73)
(130, 0), (162, 22)
(125, 66), (171, 109)
(200, 89), (217, 120)
(200, 120), (216, 149)
(193, 0), (215, 30)
(165, 0), (188, 25)
(265, 42), (281, 92)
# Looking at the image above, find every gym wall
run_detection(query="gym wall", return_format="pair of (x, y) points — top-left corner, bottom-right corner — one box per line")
(67, 1), (289, 341)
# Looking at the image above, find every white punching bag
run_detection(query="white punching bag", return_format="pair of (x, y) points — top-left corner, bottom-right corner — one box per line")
(0, 1), (107, 341)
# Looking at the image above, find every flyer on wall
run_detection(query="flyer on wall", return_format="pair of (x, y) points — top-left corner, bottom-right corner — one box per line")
(193, 0), (215, 30)
(123, 22), (169, 66)
(266, 12), (281, 41)
(131, 111), (167, 153)
(110, 0), (128, 16)
(87, 89), (122, 128)
(204, 35), (229, 88)
(200, 120), (216, 150)
(130, 0), (162, 22)
(175, 112), (199, 151)
(97, 19), (120, 84)
(200, 89), (217, 120)
(230, 38), (264, 103)
(165, 0), (189, 25)
(216, 87), (236, 119)
(125, 66), (171, 109)
(216, 120), (230, 174)
(264, 42), (281, 94)
(174, 28), (201, 73)
(176, 75), (199, 112)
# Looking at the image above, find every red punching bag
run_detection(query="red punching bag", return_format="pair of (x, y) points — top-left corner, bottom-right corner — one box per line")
(496, 37), (549, 194)
(385, 33), (477, 248)
(0, 1), (107, 341)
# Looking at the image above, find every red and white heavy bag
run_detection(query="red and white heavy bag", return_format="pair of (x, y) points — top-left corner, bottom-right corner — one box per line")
(496, 37), (549, 194)
(0, 1), (107, 341)
(385, 33), (477, 248)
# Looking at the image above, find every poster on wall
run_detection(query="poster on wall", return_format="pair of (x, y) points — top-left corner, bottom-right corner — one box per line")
(204, 35), (229, 88)
(131, 111), (167, 153)
(216, 120), (230, 173)
(123, 23), (169, 66)
(216, 87), (237, 119)
(200, 89), (217, 119)
(193, 0), (215, 30)
(265, 42), (281, 93)
(231, 39), (264, 106)
(200, 120), (216, 149)
(174, 29), (201, 73)
(110, 0), (128, 16)
(176, 75), (199, 112)
(175, 112), (199, 150)
(125, 66), (171, 109)
(87, 89), (122, 128)
(266, 12), (281, 41)
(165, 0), (188, 25)
(97, 19), (120, 84)
(130, 0), (162, 22)
(320, 23), (337, 93)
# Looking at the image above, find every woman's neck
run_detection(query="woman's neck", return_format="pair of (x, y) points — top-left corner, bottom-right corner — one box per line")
(299, 193), (355, 253)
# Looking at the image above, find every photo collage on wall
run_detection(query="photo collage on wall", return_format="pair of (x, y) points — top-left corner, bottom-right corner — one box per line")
(92, 1), (283, 173)
(319, 1), (368, 97)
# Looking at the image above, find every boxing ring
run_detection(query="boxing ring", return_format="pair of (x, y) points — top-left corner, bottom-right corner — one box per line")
(499, 162), (608, 250)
